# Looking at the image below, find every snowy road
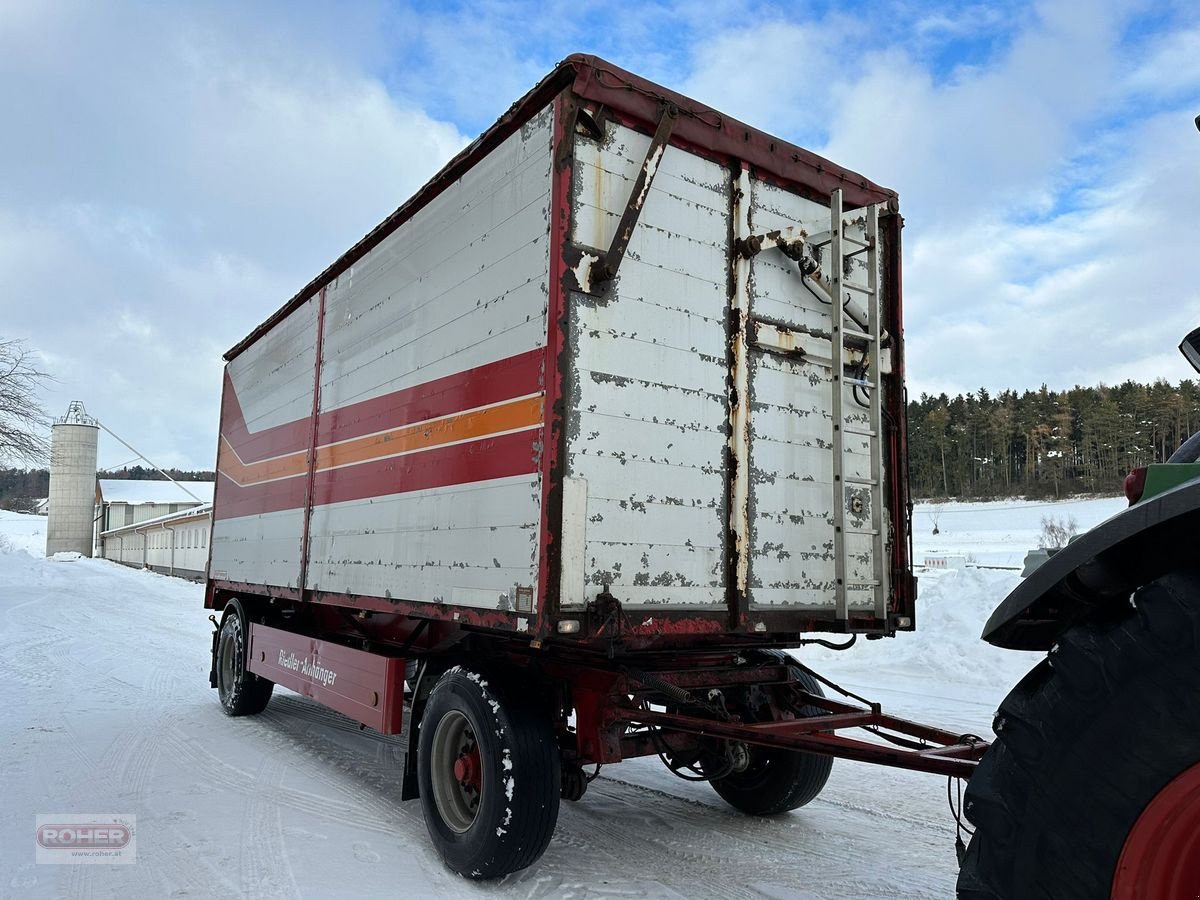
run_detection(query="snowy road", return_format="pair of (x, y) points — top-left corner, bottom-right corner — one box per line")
(0, 500), (1122, 899)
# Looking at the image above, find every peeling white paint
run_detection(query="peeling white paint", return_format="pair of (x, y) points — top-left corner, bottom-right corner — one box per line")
(573, 251), (600, 294)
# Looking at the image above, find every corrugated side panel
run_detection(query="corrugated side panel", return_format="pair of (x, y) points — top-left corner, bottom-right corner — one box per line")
(302, 104), (554, 612)
(747, 179), (887, 610)
(563, 121), (731, 608)
(210, 298), (318, 588)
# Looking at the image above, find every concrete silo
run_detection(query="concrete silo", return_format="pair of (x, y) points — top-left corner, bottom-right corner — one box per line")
(46, 401), (99, 557)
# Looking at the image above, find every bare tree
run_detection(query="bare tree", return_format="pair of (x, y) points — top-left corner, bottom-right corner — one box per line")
(0, 339), (50, 464)
(1040, 515), (1078, 549)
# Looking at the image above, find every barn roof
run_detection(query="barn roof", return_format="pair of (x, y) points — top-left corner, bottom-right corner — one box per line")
(97, 479), (215, 505)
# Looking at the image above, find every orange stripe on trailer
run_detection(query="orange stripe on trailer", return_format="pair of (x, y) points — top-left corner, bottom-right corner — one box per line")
(219, 394), (544, 488)
(218, 436), (307, 486)
(315, 394), (544, 471)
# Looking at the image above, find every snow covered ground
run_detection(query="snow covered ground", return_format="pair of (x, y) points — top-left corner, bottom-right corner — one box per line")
(0, 498), (1126, 899)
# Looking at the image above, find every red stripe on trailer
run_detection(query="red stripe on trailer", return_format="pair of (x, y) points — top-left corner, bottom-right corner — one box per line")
(214, 427), (541, 519)
(220, 347), (546, 465)
(213, 469), (308, 520)
(246, 623), (406, 734)
(316, 348), (545, 449)
(218, 373), (311, 465)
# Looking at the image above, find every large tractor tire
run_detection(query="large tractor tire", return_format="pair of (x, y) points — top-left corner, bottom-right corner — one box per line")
(215, 599), (273, 717)
(709, 650), (834, 816)
(417, 667), (560, 879)
(957, 568), (1200, 899)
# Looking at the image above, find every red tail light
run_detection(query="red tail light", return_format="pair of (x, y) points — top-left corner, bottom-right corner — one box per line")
(1124, 467), (1147, 505)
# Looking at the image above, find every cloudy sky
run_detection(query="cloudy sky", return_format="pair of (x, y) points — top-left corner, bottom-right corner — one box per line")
(2, 0), (1198, 470)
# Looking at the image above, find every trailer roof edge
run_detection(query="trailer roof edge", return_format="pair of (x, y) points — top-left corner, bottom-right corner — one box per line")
(224, 54), (897, 362)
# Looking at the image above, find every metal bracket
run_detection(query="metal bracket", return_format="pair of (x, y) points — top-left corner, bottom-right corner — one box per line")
(207, 614), (220, 688)
(735, 226), (812, 264)
(587, 104), (678, 290)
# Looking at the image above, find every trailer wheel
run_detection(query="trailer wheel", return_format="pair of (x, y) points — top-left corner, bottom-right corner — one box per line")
(709, 652), (833, 816)
(417, 667), (560, 879)
(957, 568), (1200, 899)
(215, 601), (273, 717)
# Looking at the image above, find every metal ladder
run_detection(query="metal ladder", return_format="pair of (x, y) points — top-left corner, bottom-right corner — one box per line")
(735, 185), (890, 623)
(823, 189), (887, 622)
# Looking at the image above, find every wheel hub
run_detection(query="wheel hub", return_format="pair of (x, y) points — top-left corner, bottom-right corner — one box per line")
(454, 745), (482, 791)
(429, 710), (484, 834)
(1111, 760), (1200, 899)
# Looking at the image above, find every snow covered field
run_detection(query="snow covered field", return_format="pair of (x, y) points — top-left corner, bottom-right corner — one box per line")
(0, 498), (1125, 899)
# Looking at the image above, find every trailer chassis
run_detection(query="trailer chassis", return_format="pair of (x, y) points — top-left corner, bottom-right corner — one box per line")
(223, 614), (987, 780)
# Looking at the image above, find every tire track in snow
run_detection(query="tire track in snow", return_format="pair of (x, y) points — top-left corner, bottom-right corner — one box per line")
(240, 756), (301, 900)
(155, 718), (405, 836)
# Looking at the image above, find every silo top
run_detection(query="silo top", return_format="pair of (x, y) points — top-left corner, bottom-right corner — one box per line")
(53, 401), (99, 428)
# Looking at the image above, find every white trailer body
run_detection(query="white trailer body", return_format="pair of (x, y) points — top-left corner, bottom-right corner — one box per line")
(205, 55), (913, 643)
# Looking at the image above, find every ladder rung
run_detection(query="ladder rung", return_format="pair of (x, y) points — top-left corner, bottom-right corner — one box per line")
(811, 231), (869, 251)
(844, 331), (877, 342)
(846, 379), (877, 389)
(845, 528), (880, 536)
(845, 580), (882, 587)
(843, 475), (878, 486)
(844, 426), (877, 437)
(843, 282), (875, 295)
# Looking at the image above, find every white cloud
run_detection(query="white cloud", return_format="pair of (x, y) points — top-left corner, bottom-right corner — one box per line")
(904, 108), (1200, 398)
(675, 0), (1200, 400)
(1125, 24), (1200, 97)
(0, 2), (466, 469)
(2, 0), (1197, 471)
(681, 19), (847, 139)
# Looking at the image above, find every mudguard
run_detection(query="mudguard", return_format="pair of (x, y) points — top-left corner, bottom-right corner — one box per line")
(982, 475), (1200, 650)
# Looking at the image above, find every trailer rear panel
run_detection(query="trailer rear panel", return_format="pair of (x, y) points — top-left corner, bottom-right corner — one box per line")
(206, 56), (913, 644)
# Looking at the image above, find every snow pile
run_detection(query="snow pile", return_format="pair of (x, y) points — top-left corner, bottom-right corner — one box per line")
(807, 495), (1125, 696)
(805, 567), (1041, 688)
(0, 510), (48, 557)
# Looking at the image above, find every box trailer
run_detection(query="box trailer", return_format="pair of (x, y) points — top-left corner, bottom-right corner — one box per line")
(206, 54), (986, 879)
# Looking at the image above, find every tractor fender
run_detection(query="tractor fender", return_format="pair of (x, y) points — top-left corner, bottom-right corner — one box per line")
(982, 475), (1200, 650)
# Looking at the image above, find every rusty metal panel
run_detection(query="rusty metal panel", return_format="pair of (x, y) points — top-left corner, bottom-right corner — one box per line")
(304, 480), (542, 605)
(565, 119), (731, 608)
(303, 105), (554, 612)
(748, 181), (841, 332)
(211, 106), (554, 615)
(559, 476), (589, 606)
(746, 179), (888, 612)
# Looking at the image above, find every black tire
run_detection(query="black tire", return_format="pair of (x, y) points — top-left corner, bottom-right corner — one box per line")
(215, 601), (273, 717)
(709, 650), (834, 816)
(417, 667), (560, 879)
(957, 567), (1200, 899)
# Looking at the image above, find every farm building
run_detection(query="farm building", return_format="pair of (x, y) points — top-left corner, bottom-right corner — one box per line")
(98, 502), (213, 580)
(96, 478), (214, 532)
